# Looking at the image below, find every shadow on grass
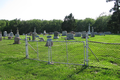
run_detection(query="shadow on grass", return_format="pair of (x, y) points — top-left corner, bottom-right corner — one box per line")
(1, 57), (25, 65)
(66, 65), (88, 79)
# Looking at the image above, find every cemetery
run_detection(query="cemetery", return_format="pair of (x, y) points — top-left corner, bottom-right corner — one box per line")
(0, 22), (120, 79)
(0, 28), (120, 79)
(1, 0), (120, 79)
(0, 20), (120, 80)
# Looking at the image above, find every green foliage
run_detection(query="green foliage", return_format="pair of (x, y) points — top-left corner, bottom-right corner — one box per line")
(106, 0), (120, 12)
(106, 0), (120, 33)
(94, 15), (111, 32)
(107, 11), (120, 33)
(61, 13), (77, 32)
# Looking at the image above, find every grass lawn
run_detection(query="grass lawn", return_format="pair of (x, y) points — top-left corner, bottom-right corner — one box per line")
(0, 34), (120, 80)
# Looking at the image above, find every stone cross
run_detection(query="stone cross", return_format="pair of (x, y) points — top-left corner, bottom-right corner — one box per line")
(17, 28), (19, 35)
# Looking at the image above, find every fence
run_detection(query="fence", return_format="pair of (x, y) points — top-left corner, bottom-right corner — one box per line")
(88, 41), (120, 66)
(25, 35), (89, 66)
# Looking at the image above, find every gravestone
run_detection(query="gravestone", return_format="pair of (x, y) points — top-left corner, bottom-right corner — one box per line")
(8, 31), (14, 39)
(8, 33), (12, 39)
(62, 31), (67, 36)
(99, 32), (105, 36)
(13, 28), (20, 44)
(13, 37), (20, 44)
(75, 32), (81, 37)
(4, 31), (7, 37)
(17, 28), (19, 35)
(94, 32), (98, 35)
(32, 32), (36, 41)
(0, 32), (2, 41)
(13, 34), (20, 44)
(104, 31), (111, 34)
(53, 31), (59, 39)
(91, 27), (95, 37)
(82, 31), (86, 38)
(43, 30), (46, 35)
(71, 31), (75, 34)
(67, 33), (74, 40)
(32, 28), (37, 41)
(10, 32), (14, 37)
(88, 24), (91, 36)
(15, 34), (19, 37)
(45, 36), (53, 46)
(39, 37), (44, 41)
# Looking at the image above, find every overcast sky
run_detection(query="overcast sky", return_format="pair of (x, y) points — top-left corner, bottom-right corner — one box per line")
(0, 0), (114, 20)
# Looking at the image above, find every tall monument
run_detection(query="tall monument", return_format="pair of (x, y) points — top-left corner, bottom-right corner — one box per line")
(88, 23), (91, 35)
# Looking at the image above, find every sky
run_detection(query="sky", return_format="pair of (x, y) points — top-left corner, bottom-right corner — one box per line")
(0, 0), (114, 21)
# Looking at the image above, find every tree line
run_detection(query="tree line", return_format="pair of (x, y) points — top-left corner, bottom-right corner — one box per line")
(0, 15), (113, 35)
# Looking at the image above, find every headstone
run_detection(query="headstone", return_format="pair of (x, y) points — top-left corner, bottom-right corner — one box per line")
(99, 32), (105, 36)
(17, 28), (19, 35)
(13, 28), (20, 44)
(94, 32), (98, 35)
(45, 36), (53, 46)
(32, 28), (37, 41)
(104, 31), (111, 34)
(8, 34), (12, 39)
(71, 31), (75, 34)
(62, 31), (67, 36)
(8, 31), (14, 39)
(0, 32), (2, 41)
(10, 32), (14, 37)
(13, 37), (20, 44)
(82, 31), (86, 38)
(3, 31), (7, 37)
(66, 33), (74, 40)
(43, 30), (46, 35)
(91, 27), (95, 37)
(75, 32), (81, 37)
(53, 31), (59, 39)
(39, 37), (44, 41)
(32, 32), (36, 41)
(88, 24), (91, 36)
(15, 34), (19, 37)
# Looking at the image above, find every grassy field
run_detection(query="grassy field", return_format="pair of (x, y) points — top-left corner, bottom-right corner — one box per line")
(0, 34), (120, 80)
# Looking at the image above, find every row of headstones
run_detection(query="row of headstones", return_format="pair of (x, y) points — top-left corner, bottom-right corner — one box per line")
(30, 30), (95, 41)
(0, 30), (20, 44)
(61, 31), (95, 40)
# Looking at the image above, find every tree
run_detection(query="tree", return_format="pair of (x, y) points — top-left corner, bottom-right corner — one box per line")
(106, 0), (120, 33)
(61, 13), (76, 32)
(94, 16), (111, 32)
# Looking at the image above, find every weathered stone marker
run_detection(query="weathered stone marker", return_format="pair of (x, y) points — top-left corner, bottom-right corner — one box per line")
(91, 27), (95, 37)
(45, 36), (53, 46)
(53, 31), (59, 39)
(62, 31), (67, 36)
(0, 32), (2, 41)
(66, 33), (74, 40)
(13, 28), (20, 44)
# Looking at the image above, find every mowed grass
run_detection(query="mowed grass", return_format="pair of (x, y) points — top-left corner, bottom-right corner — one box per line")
(0, 34), (120, 80)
